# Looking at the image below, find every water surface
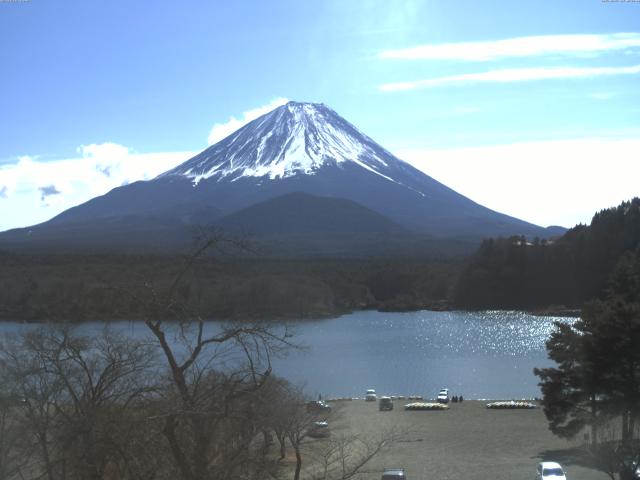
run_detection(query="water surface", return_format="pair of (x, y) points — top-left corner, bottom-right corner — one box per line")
(271, 310), (574, 399)
(0, 310), (574, 400)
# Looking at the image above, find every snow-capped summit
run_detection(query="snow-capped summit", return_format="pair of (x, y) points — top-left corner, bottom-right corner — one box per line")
(0, 101), (559, 254)
(161, 101), (407, 187)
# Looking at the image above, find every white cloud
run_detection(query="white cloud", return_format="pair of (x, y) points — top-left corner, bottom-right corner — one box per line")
(395, 138), (640, 228)
(378, 32), (640, 61)
(207, 97), (289, 145)
(589, 92), (616, 100)
(1, 98), (290, 231)
(0, 143), (196, 231)
(379, 65), (640, 91)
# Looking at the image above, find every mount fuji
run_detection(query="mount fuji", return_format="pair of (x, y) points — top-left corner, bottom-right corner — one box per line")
(0, 101), (562, 254)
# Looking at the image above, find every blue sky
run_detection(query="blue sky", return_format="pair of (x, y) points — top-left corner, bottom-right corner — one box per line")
(1, 0), (639, 231)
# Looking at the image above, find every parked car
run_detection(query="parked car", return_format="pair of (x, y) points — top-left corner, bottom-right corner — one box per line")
(306, 400), (331, 413)
(365, 389), (377, 401)
(379, 396), (393, 411)
(308, 420), (330, 438)
(437, 388), (449, 404)
(536, 461), (566, 480)
(381, 468), (406, 479)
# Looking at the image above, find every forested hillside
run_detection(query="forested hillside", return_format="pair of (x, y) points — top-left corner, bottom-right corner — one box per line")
(0, 253), (460, 321)
(454, 198), (640, 310)
(4, 199), (638, 321)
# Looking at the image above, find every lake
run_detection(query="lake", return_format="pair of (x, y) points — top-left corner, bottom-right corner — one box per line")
(273, 310), (574, 400)
(0, 310), (574, 400)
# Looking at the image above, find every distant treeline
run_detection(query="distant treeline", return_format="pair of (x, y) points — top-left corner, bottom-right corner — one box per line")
(453, 198), (640, 310)
(0, 252), (461, 321)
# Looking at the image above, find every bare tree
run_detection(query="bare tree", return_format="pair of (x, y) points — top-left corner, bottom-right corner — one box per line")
(266, 383), (401, 480)
(128, 235), (294, 480)
(250, 375), (291, 459)
(0, 326), (158, 480)
(280, 387), (322, 480)
(0, 235), (299, 480)
(268, 382), (402, 480)
(309, 429), (402, 480)
(0, 393), (31, 480)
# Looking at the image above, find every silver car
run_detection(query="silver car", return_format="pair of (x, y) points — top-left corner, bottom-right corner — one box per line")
(382, 468), (406, 480)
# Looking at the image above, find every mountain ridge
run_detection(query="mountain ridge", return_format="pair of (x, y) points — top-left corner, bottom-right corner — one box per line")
(0, 101), (564, 254)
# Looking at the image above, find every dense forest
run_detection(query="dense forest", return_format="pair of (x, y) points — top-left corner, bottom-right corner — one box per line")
(2, 198), (638, 321)
(0, 252), (460, 321)
(454, 198), (640, 310)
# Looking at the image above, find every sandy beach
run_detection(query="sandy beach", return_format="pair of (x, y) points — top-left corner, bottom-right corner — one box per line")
(292, 399), (607, 480)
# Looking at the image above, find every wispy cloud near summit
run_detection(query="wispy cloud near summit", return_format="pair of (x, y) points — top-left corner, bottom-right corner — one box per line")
(207, 97), (289, 146)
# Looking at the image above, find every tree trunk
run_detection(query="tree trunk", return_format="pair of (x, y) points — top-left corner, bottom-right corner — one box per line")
(277, 433), (286, 460)
(191, 415), (211, 480)
(621, 410), (630, 444)
(37, 431), (55, 480)
(293, 444), (302, 480)
(591, 394), (598, 448)
(163, 415), (194, 480)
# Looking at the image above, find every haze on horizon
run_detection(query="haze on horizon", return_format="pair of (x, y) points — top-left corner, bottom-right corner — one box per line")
(1, 0), (639, 232)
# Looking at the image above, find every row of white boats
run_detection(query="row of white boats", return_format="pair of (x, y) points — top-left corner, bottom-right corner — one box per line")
(326, 389), (537, 410)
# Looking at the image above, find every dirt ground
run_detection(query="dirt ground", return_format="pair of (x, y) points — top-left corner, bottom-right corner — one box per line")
(295, 399), (609, 480)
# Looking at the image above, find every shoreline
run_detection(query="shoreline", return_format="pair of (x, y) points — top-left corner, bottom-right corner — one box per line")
(0, 306), (581, 323)
(327, 396), (541, 403)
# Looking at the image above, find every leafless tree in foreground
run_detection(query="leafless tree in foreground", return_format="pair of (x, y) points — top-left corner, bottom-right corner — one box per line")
(0, 234), (399, 480)
(127, 234), (295, 480)
(262, 381), (402, 480)
(308, 428), (403, 480)
(0, 392), (31, 480)
(0, 326), (159, 480)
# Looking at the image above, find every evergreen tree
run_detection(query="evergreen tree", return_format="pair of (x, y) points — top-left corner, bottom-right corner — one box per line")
(535, 248), (640, 479)
(456, 198), (640, 309)
(533, 321), (605, 445)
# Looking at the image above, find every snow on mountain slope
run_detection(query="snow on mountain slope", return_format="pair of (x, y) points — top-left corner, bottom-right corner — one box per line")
(0, 100), (559, 254)
(160, 101), (408, 187)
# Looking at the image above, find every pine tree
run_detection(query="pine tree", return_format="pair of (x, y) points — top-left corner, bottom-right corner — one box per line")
(535, 248), (640, 478)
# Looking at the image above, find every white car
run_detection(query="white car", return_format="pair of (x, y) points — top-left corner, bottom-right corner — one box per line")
(437, 388), (449, 404)
(536, 461), (566, 480)
(365, 389), (377, 401)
